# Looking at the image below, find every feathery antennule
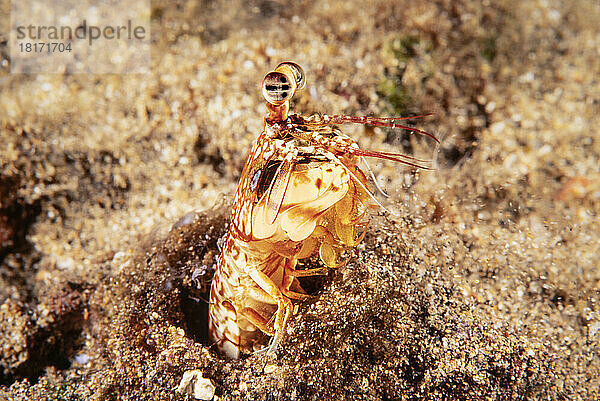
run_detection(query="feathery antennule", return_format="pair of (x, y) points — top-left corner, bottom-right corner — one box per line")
(301, 113), (439, 144)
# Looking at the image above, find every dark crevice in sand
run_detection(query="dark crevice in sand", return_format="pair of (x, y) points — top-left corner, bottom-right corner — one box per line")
(0, 283), (87, 386)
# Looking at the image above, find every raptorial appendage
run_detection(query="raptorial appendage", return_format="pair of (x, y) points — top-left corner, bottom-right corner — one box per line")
(208, 62), (436, 358)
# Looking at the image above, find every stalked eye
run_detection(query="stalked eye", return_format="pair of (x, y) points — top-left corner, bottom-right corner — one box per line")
(250, 169), (261, 191)
(262, 71), (295, 105)
(262, 62), (306, 106)
(275, 62), (306, 91)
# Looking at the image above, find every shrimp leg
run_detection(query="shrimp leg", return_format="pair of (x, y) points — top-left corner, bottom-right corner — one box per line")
(281, 258), (315, 300)
(247, 268), (293, 354)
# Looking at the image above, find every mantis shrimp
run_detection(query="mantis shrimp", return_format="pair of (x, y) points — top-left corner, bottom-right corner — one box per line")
(208, 62), (437, 358)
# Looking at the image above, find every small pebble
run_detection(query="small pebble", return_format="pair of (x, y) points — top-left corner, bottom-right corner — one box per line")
(176, 370), (216, 400)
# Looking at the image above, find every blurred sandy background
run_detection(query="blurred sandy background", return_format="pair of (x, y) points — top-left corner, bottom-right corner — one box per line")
(1, 0), (599, 399)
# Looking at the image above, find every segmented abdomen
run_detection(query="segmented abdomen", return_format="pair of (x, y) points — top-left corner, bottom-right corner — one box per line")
(210, 222), (300, 357)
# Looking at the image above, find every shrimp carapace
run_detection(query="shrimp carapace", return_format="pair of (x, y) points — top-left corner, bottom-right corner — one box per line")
(208, 62), (437, 358)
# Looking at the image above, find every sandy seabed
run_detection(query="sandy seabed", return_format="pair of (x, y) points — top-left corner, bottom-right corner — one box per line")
(1, 0), (599, 399)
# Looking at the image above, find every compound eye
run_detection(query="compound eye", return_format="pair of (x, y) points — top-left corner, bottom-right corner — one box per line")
(275, 62), (306, 91)
(262, 71), (296, 105)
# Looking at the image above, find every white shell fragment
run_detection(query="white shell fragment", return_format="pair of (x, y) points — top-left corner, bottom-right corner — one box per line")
(176, 370), (216, 400)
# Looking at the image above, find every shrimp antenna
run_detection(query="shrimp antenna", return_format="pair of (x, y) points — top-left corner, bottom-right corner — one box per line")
(312, 113), (440, 144)
(360, 156), (390, 198)
(353, 148), (434, 170)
